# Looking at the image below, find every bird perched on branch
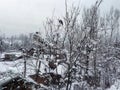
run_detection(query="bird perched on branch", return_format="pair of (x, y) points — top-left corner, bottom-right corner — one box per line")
(58, 19), (63, 25)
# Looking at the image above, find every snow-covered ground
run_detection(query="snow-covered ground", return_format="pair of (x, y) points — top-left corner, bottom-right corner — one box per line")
(107, 80), (120, 90)
(0, 59), (35, 79)
(0, 52), (67, 82)
(1, 51), (120, 90)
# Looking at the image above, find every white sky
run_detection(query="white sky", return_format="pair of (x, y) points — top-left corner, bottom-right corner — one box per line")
(0, 0), (120, 36)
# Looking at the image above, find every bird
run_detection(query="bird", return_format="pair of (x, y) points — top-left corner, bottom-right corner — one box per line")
(36, 32), (39, 34)
(58, 19), (63, 25)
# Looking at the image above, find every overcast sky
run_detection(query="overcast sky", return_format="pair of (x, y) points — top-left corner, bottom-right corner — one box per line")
(0, 0), (120, 37)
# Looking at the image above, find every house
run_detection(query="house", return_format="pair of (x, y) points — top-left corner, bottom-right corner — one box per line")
(0, 51), (22, 61)
(4, 54), (16, 61)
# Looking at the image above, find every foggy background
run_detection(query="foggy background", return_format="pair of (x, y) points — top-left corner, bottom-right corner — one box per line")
(0, 0), (119, 36)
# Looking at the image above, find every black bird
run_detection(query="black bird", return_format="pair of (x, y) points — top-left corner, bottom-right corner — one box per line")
(36, 32), (39, 34)
(58, 19), (63, 25)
